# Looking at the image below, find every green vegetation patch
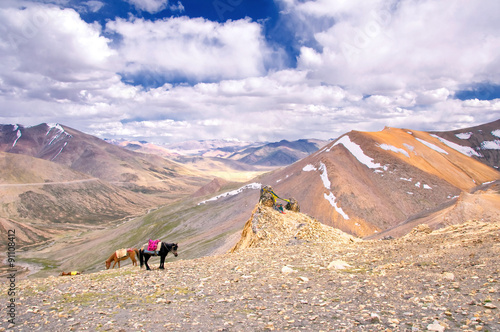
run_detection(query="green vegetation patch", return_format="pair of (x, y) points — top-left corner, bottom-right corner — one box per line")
(19, 257), (58, 271)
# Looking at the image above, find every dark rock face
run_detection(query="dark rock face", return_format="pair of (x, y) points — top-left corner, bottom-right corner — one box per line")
(431, 118), (500, 170)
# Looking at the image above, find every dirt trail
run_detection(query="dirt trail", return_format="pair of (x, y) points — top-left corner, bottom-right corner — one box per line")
(0, 178), (99, 188)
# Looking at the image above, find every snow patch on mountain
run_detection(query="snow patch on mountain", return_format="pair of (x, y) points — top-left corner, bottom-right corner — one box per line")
(198, 183), (262, 205)
(318, 162), (331, 190)
(431, 134), (482, 157)
(302, 164), (317, 172)
(324, 192), (349, 220)
(329, 135), (382, 169)
(491, 129), (500, 138)
(51, 142), (68, 161)
(415, 182), (432, 189)
(276, 175), (291, 183)
(481, 140), (500, 150)
(47, 123), (65, 135)
(378, 143), (410, 158)
(302, 161), (349, 220)
(12, 129), (21, 148)
(415, 138), (448, 154)
(456, 132), (473, 139)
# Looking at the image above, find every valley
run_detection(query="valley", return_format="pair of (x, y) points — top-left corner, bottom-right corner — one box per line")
(0, 120), (499, 279)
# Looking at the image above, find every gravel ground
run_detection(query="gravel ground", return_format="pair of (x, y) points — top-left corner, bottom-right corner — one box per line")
(2, 218), (499, 332)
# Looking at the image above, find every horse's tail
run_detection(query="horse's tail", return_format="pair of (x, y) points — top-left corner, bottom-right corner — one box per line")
(139, 248), (144, 268)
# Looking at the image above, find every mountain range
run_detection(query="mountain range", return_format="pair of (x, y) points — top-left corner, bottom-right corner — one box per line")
(256, 123), (499, 237)
(0, 123), (208, 195)
(109, 137), (329, 177)
(0, 119), (499, 277)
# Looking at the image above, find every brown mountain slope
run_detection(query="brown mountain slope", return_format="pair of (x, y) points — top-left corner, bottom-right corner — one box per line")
(0, 151), (171, 277)
(0, 151), (162, 225)
(257, 127), (500, 237)
(367, 182), (500, 240)
(0, 123), (209, 196)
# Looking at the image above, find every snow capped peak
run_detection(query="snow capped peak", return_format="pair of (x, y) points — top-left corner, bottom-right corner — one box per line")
(47, 123), (65, 134)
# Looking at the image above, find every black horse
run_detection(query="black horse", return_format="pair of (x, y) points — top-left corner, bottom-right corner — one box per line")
(139, 242), (178, 270)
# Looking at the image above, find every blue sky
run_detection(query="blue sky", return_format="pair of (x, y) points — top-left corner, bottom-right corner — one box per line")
(0, 0), (499, 144)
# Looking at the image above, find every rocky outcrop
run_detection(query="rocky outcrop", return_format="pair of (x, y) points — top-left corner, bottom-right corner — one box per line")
(285, 197), (300, 212)
(230, 203), (357, 252)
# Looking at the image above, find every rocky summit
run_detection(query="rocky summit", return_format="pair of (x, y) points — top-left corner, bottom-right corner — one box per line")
(3, 206), (499, 331)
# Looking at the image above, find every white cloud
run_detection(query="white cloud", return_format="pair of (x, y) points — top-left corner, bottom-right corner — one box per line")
(0, 1), (499, 144)
(417, 88), (450, 105)
(297, 46), (323, 68)
(82, 1), (105, 13)
(462, 99), (492, 108)
(125, 0), (169, 14)
(292, 0), (500, 95)
(0, 4), (119, 105)
(106, 16), (271, 82)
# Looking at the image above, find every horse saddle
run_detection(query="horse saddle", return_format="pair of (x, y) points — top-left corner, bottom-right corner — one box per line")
(143, 240), (162, 255)
(115, 248), (128, 259)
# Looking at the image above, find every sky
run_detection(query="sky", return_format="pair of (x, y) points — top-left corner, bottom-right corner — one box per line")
(0, 0), (499, 144)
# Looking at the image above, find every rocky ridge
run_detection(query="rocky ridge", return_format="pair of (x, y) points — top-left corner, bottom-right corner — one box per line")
(3, 207), (499, 331)
(230, 204), (358, 252)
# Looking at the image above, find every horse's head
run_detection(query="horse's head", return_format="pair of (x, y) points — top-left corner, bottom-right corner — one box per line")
(105, 261), (111, 269)
(172, 243), (178, 257)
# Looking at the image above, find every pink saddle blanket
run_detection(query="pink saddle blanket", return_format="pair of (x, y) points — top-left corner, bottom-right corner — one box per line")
(148, 239), (161, 251)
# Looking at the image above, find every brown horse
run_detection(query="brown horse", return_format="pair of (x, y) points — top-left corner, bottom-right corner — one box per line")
(105, 248), (139, 269)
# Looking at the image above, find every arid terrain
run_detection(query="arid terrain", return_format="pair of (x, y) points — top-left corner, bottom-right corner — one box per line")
(3, 205), (499, 331)
(1, 120), (499, 280)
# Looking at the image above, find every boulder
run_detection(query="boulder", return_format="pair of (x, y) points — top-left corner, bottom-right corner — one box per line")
(259, 185), (276, 207)
(285, 197), (300, 212)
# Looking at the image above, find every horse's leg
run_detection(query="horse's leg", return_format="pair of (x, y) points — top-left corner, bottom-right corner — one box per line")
(112, 259), (117, 269)
(134, 248), (139, 266)
(131, 253), (137, 266)
(144, 255), (151, 270)
(159, 254), (165, 269)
